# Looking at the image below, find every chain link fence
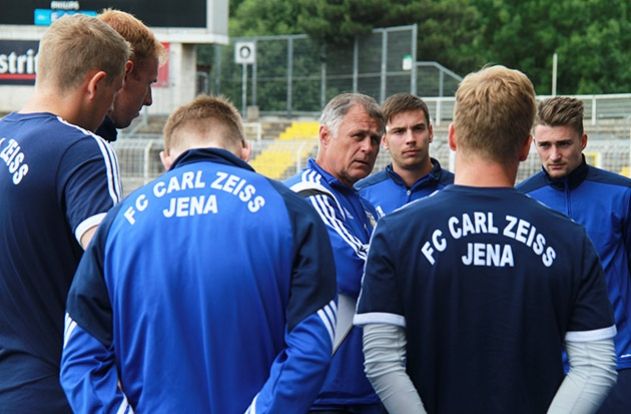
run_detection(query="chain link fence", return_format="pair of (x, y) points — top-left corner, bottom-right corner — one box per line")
(207, 24), (462, 116)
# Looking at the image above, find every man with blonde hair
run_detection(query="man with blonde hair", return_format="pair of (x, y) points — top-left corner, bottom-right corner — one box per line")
(518, 96), (631, 413)
(355, 66), (617, 413)
(61, 95), (337, 413)
(0, 14), (130, 412)
(96, 9), (167, 142)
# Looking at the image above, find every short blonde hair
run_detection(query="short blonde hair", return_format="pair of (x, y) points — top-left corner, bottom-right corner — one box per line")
(163, 95), (245, 154)
(36, 14), (131, 92)
(454, 65), (536, 161)
(98, 9), (167, 66)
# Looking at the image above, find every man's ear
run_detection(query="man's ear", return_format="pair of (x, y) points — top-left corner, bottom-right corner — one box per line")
(448, 123), (457, 151)
(86, 70), (108, 101)
(319, 124), (331, 147)
(240, 139), (252, 162)
(381, 134), (389, 150)
(159, 149), (173, 171)
(428, 124), (434, 143)
(580, 133), (588, 150)
(125, 60), (134, 76)
(519, 135), (532, 162)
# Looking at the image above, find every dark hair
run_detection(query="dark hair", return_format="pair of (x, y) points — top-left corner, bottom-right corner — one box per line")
(382, 93), (431, 125)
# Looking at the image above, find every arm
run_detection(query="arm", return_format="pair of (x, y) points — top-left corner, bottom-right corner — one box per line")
(61, 314), (133, 414)
(248, 187), (337, 413)
(246, 304), (337, 414)
(548, 232), (618, 413)
(80, 226), (98, 249)
(61, 136), (121, 248)
(60, 208), (132, 413)
(363, 323), (426, 414)
(547, 338), (617, 414)
(296, 185), (369, 297)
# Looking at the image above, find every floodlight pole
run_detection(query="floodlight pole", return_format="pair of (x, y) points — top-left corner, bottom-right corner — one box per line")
(242, 63), (247, 117)
(552, 52), (558, 96)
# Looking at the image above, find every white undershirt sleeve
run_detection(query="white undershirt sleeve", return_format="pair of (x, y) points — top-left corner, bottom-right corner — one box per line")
(547, 337), (617, 414)
(362, 323), (426, 414)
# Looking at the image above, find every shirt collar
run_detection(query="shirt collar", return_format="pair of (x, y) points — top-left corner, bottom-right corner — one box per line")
(385, 157), (442, 188)
(172, 148), (254, 172)
(307, 158), (356, 193)
(543, 155), (589, 190)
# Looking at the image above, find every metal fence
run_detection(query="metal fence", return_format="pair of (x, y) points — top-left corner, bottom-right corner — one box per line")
(114, 93), (631, 195)
(209, 25), (462, 116)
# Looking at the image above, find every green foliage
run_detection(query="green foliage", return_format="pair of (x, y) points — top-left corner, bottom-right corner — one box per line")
(471, 0), (631, 93)
(229, 0), (302, 36)
(202, 0), (630, 97)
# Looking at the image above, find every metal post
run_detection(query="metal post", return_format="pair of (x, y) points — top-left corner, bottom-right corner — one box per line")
(591, 95), (597, 126)
(252, 40), (257, 106)
(241, 63), (247, 116)
(353, 38), (358, 92)
(380, 30), (387, 102)
(143, 141), (154, 184)
(287, 37), (293, 116)
(435, 99), (442, 126)
(411, 24), (418, 96)
(439, 70), (444, 97)
(214, 44), (221, 95)
(321, 60), (327, 109)
(552, 52), (558, 96)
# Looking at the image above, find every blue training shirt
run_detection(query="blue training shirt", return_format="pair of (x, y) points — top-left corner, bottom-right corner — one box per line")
(355, 185), (615, 414)
(285, 159), (381, 409)
(0, 112), (121, 412)
(518, 158), (631, 370)
(355, 158), (454, 217)
(61, 148), (337, 413)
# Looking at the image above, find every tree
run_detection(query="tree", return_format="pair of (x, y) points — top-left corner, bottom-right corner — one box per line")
(471, 0), (631, 93)
(296, 0), (485, 75)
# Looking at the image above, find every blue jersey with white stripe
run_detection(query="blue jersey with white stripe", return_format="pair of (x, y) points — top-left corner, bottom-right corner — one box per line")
(0, 112), (121, 412)
(355, 185), (615, 413)
(518, 159), (631, 370)
(285, 159), (381, 408)
(61, 148), (337, 413)
(355, 158), (454, 217)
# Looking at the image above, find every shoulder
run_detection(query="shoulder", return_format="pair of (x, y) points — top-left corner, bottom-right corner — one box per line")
(586, 165), (631, 189)
(516, 171), (548, 193)
(355, 170), (389, 191)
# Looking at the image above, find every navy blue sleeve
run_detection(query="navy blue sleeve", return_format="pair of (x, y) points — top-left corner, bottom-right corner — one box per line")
(354, 218), (405, 327)
(566, 234), (616, 341)
(59, 136), (121, 243)
(65, 203), (124, 347)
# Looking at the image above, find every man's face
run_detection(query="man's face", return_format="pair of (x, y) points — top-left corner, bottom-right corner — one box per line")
(384, 109), (433, 172)
(109, 57), (159, 128)
(534, 124), (586, 179)
(320, 104), (381, 187)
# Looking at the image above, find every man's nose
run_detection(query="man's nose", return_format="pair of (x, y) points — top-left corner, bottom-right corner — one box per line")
(550, 146), (562, 160)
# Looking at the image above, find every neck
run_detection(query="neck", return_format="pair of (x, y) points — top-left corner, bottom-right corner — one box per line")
(392, 159), (433, 188)
(453, 152), (518, 187)
(21, 86), (88, 130)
